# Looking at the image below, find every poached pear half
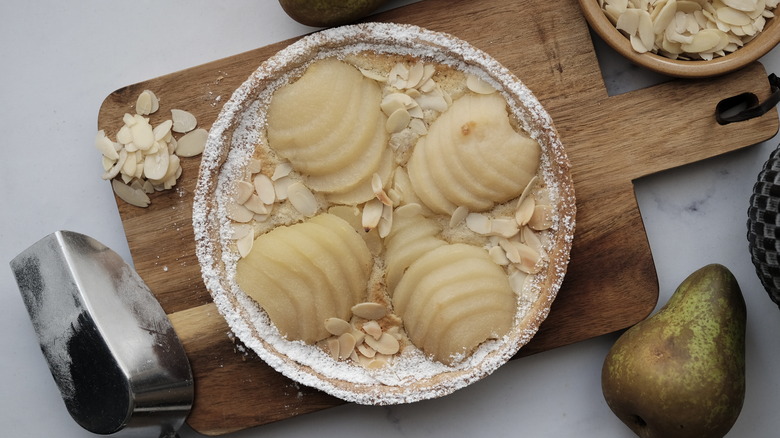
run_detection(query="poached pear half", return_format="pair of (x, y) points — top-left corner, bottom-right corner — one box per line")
(601, 264), (746, 438)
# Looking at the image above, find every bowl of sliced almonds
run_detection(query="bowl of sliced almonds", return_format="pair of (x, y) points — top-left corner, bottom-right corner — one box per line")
(579, 0), (780, 78)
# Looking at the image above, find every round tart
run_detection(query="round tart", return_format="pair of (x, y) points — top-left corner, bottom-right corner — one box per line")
(193, 22), (576, 405)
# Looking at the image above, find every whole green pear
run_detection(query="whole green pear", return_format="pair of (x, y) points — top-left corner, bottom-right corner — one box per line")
(278, 0), (388, 27)
(601, 264), (746, 438)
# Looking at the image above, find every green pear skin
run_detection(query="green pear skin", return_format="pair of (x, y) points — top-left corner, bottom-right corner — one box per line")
(278, 0), (388, 27)
(601, 264), (746, 438)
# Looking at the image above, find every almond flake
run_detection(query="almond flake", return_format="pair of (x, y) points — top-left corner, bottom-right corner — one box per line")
(175, 128), (207, 157)
(235, 180), (254, 204)
(247, 158), (263, 174)
(465, 212), (491, 235)
(135, 90), (159, 116)
(111, 178), (150, 208)
(351, 302), (387, 320)
(227, 202), (255, 223)
(236, 230), (254, 258)
(364, 332), (400, 355)
(253, 174), (276, 205)
(244, 194), (268, 215)
(287, 181), (318, 217)
(450, 206), (469, 227)
(386, 107), (411, 133)
(362, 320), (383, 340)
(357, 344), (377, 358)
(338, 333), (357, 360)
(95, 130), (119, 160)
(324, 318), (352, 336)
(271, 162), (293, 180)
(171, 109), (197, 133)
(466, 74), (496, 94)
(529, 204), (554, 231)
(327, 337), (340, 361)
(362, 198), (384, 230)
(229, 223), (253, 240)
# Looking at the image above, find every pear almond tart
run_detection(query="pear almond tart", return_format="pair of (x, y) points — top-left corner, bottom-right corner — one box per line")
(193, 22), (575, 405)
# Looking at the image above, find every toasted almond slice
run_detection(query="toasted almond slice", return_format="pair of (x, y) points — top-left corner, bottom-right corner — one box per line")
(111, 178), (150, 208)
(171, 109), (197, 133)
(338, 333), (357, 360)
(287, 182), (318, 217)
(236, 229), (254, 258)
(528, 204), (554, 230)
(351, 302), (387, 320)
(515, 195), (536, 227)
(364, 332), (400, 355)
(362, 198), (384, 230)
(244, 194), (268, 215)
(386, 107), (411, 133)
(95, 130), (119, 160)
(227, 202), (254, 223)
(235, 180), (254, 204)
(378, 203), (393, 238)
(466, 74), (496, 94)
(362, 320), (383, 340)
(490, 218), (521, 238)
(406, 61), (425, 89)
(325, 318), (352, 336)
(489, 245), (511, 266)
(175, 128), (208, 157)
(466, 212), (492, 235)
(273, 175), (293, 201)
(229, 223), (253, 240)
(450, 206), (469, 227)
(247, 158), (263, 174)
(253, 174), (276, 205)
(271, 162), (293, 180)
(153, 120), (173, 142)
(327, 337), (340, 361)
(357, 343), (377, 358)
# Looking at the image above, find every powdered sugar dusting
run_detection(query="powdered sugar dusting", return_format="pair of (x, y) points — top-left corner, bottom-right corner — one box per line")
(193, 22), (575, 405)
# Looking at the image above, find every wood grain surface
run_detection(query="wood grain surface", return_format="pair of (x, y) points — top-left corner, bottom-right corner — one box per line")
(97, 0), (779, 435)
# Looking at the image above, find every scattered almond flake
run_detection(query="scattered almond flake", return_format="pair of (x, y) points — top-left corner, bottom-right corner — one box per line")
(247, 158), (263, 174)
(236, 230), (254, 258)
(229, 223), (253, 240)
(386, 107), (412, 133)
(235, 180), (254, 204)
(362, 320), (383, 340)
(171, 109), (198, 133)
(324, 318), (352, 336)
(135, 90), (159, 116)
(227, 202), (254, 223)
(489, 218), (520, 238)
(111, 178), (150, 207)
(271, 162), (293, 180)
(153, 120), (173, 141)
(466, 74), (496, 94)
(143, 149), (170, 181)
(95, 130), (119, 160)
(351, 302), (387, 320)
(359, 67), (387, 82)
(287, 181), (318, 217)
(244, 194), (269, 215)
(528, 204), (554, 231)
(409, 118), (428, 135)
(357, 344), (377, 358)
(394, 202), (423, 218)
(377, 203), (393, 238)
(273, 175), (294, 201)
(362, 198), (384, 230)
(515, 195), (535, 227)
(364, 332), (400, 355)
(253, 174), (276, 205)
(488, 245), (511, 266)
(326, 337), (340, 361)
(175, 128), (208, 157)
(405, 61), (425, 88)
(521, 225), (543, 253)
(450, 206), (469, 227)
(338, 333), (357, 360)
(508, 268), (529, 295)
(465, 212), (491, 235)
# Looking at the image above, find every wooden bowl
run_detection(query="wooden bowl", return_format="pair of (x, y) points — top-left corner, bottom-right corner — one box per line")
(578, 0), (780, 78)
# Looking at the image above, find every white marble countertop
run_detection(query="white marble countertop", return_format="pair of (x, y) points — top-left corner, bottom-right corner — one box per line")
(3, 1), (780, 437)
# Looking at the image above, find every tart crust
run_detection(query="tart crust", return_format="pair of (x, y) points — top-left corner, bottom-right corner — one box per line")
(193, 22), (576, 405)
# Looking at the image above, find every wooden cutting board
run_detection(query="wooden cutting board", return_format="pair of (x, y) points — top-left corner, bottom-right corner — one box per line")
(97, 0), (779, 435)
